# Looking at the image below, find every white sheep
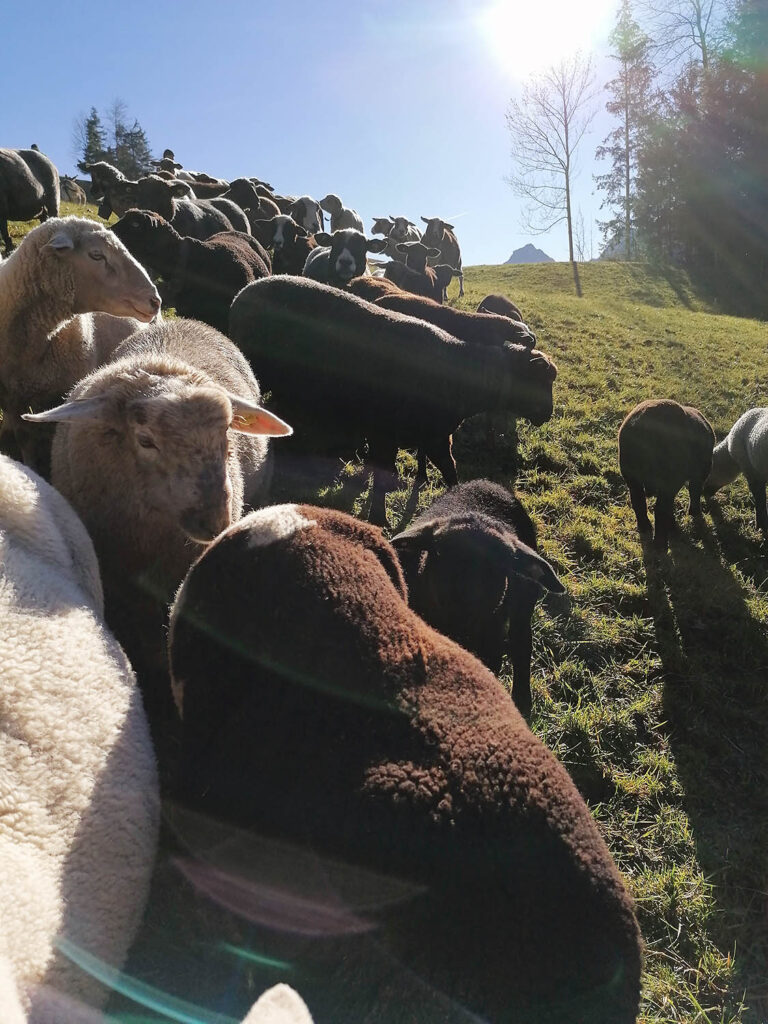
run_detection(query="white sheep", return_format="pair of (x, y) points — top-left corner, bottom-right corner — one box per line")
(0, 454), (159, 1021)
(24, 318), (292, 735)
(0, 216), (161, 475)
(705, 407), (768, 534)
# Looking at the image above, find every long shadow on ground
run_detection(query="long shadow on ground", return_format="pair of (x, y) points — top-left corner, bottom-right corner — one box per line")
(643, 527), (768, 1020)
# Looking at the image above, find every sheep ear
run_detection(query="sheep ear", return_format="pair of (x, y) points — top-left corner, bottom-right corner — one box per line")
(444, 222), (455, 231)
(22, 397), (109, 424)
(314, 231), (333, 246)
(367, 238), (389, 253)
(228, 395), (293, 437)
(391, 519), (439, 552)
(46, 231), (75, 252)
(506, 539), (565, 594)
(170, 181), (189, 197)
(421, 216), (430, 224)
(406, 220), (416, 227)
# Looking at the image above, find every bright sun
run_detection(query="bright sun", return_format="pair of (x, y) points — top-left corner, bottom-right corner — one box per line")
(477, 0), (616, 79)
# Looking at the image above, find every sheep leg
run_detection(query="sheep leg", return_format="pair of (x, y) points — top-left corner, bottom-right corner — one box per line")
(0, 217), (13, 254)
(746, 474), (768, 534)
(415, 448), (429, 486)
(626, 478), (652, 537)
(653, 492), (675, 551)
(368, 440), (398, 527)
(506, 611), (533, 719)
(688, 478), (705, 517)
(423, 436), (458, 488)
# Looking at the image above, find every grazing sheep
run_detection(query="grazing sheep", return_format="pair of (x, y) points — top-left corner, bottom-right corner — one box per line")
(0, 454), (158, 1020)
(420, 216), (464, 296)
(0, 216), (161, 475)
(705, 407), (768, 535)
(59, 175), (87, 204)
(24, 319), (292, 731)
(112, 210), (270, 331)
(229, 276), (557, 524)
(168, 504), (642, 1024)
(290, 195), (324, 233)
(477, 292), (525, 322)
(0, 146), (60, 254)
(108, 175), (235, 239)
(384, 241), (449, 302)
(319, 193), (364, 232)
(618, 398), (715, 551)
(251, 214), (318, 275)
(392, 480), (564, 717)
(375, 291), (536, 348)
(302, 228), (388, 286)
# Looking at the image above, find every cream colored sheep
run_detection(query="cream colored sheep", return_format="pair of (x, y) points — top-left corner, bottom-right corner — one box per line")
(0, 216), (161, 474)
(0, 454), (159, 1022)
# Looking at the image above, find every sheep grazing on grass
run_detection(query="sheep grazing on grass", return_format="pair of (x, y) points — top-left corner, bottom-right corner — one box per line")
(0, 454), (158, 1020)
(705, 407), (768, 535)
(392, 480), (564, 718)
(375, 290), (536, 348)
(0, 146), (60, 254)
(477, 291), (525, 322)
(251, 215), (318, 275)
(24, 319), (292, 734)
(618, 398), (715, 551)
(108, 175), (235, 239)
(302, 228), (388, 287)
(168, 504), (642, 1024)
(112, 210), (270, 332)
(319, 193), (364, 232)
(0, 216), (160, 475)
(59, 175), (87, 204)
(229, 276), (557, 524)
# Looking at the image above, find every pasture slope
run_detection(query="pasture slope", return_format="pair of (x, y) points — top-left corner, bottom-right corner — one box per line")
(6, 206), (768, 1023)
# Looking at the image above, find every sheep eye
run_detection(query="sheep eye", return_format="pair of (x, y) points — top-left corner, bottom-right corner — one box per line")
(89, 250), (106, 261)
(137, 435), (158, 450)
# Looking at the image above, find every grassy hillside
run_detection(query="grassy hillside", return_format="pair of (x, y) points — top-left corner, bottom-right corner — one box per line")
(3, 208), (767, 1022)
(446, 262), (768, 1024)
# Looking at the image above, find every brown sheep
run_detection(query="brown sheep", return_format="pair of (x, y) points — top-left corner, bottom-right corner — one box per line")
(618, 398), (715, 550)
(420, 216), (464, 296)
(477, 292), (525, 322)
(375, 290), (536, 348)
(168, 503), (642, 1024)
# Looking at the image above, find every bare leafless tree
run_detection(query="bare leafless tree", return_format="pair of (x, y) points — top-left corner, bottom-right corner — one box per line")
(506, 53), (597, 295)
(636, 0), (726, 74)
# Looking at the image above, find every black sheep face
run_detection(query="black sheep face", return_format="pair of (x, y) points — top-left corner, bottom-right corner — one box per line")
(315, 230), (388, 284)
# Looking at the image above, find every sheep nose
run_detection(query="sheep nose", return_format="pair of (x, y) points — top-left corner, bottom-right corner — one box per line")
(149, 296), (161, 313)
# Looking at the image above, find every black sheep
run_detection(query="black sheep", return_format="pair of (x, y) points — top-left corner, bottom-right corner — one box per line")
(250, 215), (318, 275)
(168, 504), (642, 1024)
(392, 480), (564, 717)
(384, 240), (446, 302)
(477, 292), (525, 322)
(228, 276), (557, 524)
(618, 398), (715, 551)
(112, 210), (270, 332)
(375, 291), (536, 348)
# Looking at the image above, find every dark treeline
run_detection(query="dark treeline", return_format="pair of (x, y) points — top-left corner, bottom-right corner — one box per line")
(596, 0), (768, 318)
(73, 99), (154, 181)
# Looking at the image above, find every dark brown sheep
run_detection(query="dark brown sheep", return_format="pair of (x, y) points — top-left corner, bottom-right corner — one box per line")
(0, 147), (60, 254)
(384, 241), (445, 302)
(229, 275), (557, 525)
(112, 210), (270, 332)
(348, 275), (403, 302)
(618, 398), (715, 550)
(375, 291), (536, 348)
(168, 503), (642, 1024)
(420, 216), (464, 297)
(477, 292), (525, 322)
(392, 479), (564, 718)
(108, 175), (234, 240)
(250, 215), (318, 275)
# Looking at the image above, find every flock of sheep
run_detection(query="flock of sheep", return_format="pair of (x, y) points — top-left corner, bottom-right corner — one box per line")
(1, 141), (766, 1023)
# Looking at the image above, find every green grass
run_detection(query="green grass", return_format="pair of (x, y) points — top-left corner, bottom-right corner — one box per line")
(5, 207), (768, 1022)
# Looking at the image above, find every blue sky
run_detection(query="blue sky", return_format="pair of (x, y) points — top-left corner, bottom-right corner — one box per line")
(4, 0), (621, 265)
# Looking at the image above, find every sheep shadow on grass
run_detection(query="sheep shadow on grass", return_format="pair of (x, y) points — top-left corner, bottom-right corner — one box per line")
(642, 529), (768, 1020)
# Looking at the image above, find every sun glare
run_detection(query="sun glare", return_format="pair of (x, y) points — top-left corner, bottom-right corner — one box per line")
(477, 0), (616, 79)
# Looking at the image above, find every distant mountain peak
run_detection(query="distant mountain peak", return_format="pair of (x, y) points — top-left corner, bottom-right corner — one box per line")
(505, 243), (554, 264)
